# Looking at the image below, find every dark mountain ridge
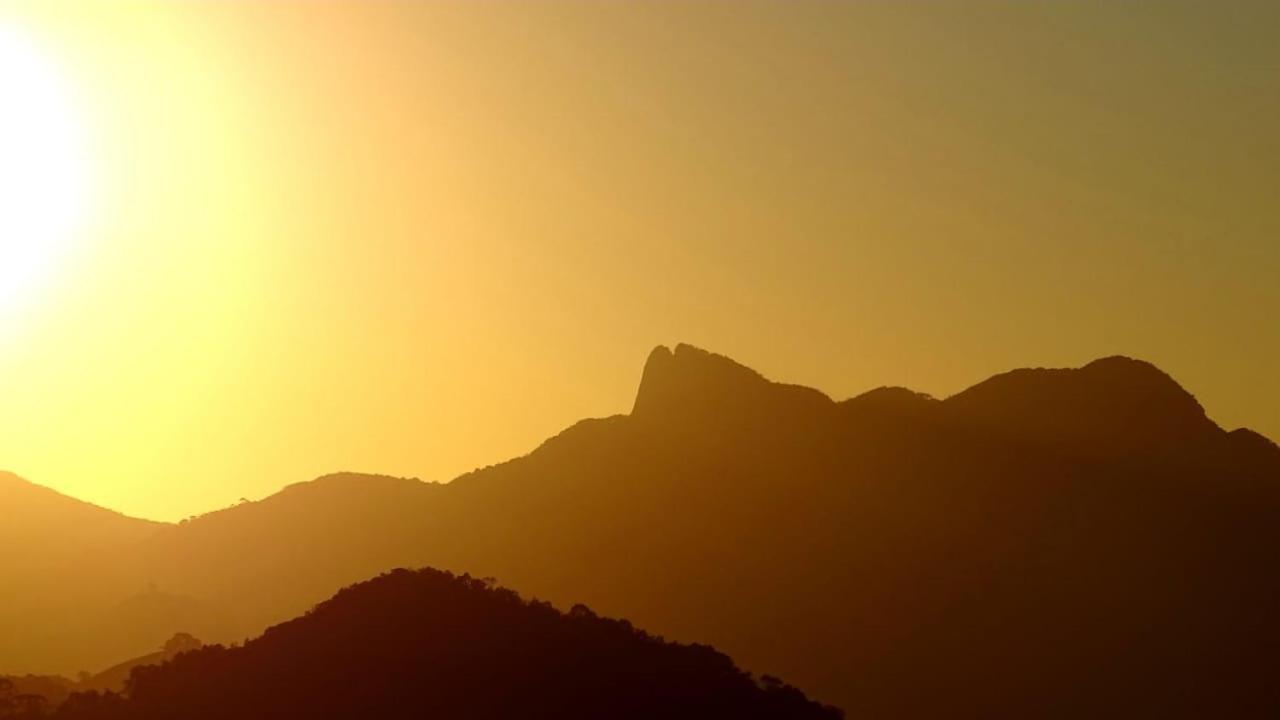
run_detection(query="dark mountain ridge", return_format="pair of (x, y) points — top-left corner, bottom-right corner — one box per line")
(946, 356), (1220, 460)
(50, 569), (839, 720)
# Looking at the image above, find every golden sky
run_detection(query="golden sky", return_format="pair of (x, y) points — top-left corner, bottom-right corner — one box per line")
(1, 1), (1277, 521)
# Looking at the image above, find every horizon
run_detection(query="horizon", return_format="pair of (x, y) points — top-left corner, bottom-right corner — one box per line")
(5, 341), (1268, 524)
(0, 2), (1276, 521)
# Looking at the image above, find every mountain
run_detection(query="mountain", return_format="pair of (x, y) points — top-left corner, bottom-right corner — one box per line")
(51, 568), (840, 720)
(5, 344), (1280, 715)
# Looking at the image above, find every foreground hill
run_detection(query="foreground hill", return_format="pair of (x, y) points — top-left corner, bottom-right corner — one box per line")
(52, 568), (839, 720)
(6, 344), (1280, 715)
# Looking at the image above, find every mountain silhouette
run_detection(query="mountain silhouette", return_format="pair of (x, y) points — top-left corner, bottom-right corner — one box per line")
(50, 568), (839, 720)
(4, 344), (1279, 715)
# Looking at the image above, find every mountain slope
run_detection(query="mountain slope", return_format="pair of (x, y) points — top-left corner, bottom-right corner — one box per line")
(0, 473), (172, 674)
(0, 472), (160, 567)
(54, 568), (840, 720)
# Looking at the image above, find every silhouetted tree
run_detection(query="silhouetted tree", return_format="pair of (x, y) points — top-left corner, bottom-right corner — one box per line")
(160, 634), (201, 657)
(0, 680), (50, 720)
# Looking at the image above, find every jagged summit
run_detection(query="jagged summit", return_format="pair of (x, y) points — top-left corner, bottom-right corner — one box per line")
(632, 344), (765, 414)
(631, 343), (831, 420)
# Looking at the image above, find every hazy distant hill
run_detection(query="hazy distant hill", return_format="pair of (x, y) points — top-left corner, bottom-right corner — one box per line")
(5, 344), (1279, 715)
(51, 568), (838, 720)
(0, 474), (171, 674)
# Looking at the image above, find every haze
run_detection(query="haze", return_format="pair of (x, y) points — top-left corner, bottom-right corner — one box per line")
(1, 1), (1277, 521)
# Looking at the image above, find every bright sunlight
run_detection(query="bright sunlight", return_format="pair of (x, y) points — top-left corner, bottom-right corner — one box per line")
(0, 21), (90, 319)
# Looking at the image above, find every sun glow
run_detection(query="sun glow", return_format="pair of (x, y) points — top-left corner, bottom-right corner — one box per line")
(0, 22), (91, 320)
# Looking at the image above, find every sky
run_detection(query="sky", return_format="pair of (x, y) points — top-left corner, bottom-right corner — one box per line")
(0, 1), (1276, 521)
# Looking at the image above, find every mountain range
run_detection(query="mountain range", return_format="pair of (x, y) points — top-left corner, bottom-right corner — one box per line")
(4, 344), (1278, 716)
